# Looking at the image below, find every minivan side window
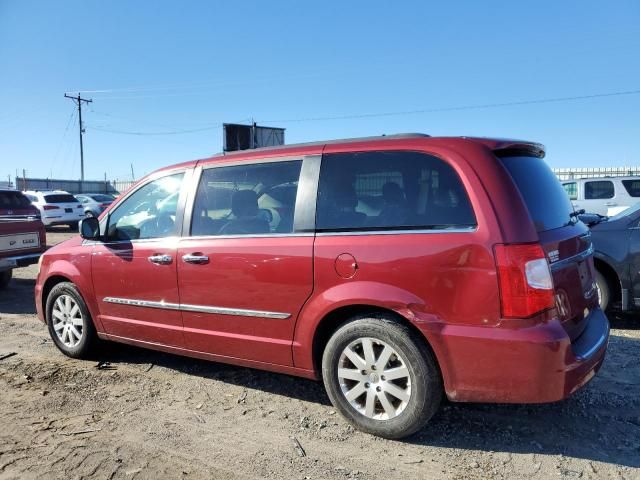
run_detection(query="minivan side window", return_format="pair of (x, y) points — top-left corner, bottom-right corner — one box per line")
(107, 172), (185, 240)
(562, 182), (577, 200)
(190, 160), (302, 236)
(585, 181), (614, 200)
(316, 151), (476, 231)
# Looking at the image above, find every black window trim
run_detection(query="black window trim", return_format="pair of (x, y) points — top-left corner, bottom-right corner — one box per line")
(182, 155), (319, 238)
(315, 149), (478, 234)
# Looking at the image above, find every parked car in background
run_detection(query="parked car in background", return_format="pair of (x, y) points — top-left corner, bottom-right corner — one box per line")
(0, 188), (41, 219)
(75, 193), (115, 218)
(561, 176), (640, 217)
(24, 190), (85, 230)
(36, 134), (608, 439)
(0, 189), (46, 288)
(579, 203), (640, 312)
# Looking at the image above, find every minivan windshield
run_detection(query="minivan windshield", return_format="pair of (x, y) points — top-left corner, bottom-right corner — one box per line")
(499, 155), (575, 232)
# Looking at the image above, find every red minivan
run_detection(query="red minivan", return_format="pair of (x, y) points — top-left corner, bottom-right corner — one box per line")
(35, 134), (609, 438)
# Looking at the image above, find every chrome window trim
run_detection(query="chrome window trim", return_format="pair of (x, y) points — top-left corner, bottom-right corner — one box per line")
(184, 232), (314, 241)
(102, 296), (291, 319)
(315, 227), (477, 237)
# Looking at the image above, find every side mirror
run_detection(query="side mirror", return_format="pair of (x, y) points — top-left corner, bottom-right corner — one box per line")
(80, 217), (100, 240)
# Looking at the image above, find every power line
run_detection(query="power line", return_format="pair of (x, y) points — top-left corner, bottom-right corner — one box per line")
(51, 106), (78, 173)
(87, 123), (225, 136)
(262, 88), (640, 123)
(82, 88), (640, 137)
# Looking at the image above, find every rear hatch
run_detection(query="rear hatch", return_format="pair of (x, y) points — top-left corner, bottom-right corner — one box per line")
(43, 193), (83, 217)
(0, 190), (40, 219)
(498, 154), (599, 341)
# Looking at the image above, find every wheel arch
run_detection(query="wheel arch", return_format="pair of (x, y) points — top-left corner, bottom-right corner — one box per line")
(41, 275), (73, 322)
(593, 256), (622, 306)
(310, 304), (443, 383)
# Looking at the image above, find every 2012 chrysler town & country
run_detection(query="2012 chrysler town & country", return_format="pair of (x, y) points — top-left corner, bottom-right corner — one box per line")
(35, 134), (609, 438)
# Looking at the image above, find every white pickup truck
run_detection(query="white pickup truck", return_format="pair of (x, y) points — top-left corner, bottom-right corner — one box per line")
(561, 176), (640, 216)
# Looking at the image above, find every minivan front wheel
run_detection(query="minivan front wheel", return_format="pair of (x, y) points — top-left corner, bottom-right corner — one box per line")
(322, 316), (442, 439)
(46, 282), (97, 358)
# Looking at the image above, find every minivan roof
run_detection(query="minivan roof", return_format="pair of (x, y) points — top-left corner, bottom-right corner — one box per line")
(153, 133), (546, 175)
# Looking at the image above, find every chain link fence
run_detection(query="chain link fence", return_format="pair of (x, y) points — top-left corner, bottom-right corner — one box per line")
(15, 177), (136, 195)
(552, 167), (640, 181)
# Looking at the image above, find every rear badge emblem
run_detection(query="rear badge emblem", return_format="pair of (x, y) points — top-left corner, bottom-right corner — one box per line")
(548, 250), (560, 263)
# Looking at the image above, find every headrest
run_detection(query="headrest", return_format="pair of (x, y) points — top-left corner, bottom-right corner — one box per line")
(231, 189), (259, 217)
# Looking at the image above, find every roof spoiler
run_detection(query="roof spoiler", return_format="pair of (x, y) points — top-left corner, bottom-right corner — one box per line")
(493, 142), (546, 159)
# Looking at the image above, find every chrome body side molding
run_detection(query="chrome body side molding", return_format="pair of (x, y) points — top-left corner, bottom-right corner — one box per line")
(102, 297), (291, 319)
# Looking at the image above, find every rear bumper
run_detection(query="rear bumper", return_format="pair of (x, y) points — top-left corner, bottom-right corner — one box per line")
(0, 252), (41, 271)
(425, 308), (609, 403)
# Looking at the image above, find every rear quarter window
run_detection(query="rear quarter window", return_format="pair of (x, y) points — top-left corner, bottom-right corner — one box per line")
(316, 150), (476, 231)
(499, 156), (574, 232)
(622, 179), (640, 197)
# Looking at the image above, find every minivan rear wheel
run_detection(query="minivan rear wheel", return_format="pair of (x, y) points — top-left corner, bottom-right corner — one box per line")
(322, 315), (442, 439)
(46, 282), (97, 359)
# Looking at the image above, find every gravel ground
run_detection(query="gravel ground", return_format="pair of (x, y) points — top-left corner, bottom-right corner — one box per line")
(0, 227), (639, 480)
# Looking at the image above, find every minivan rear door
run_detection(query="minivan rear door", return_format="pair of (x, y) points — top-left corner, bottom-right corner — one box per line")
(498, 155), (600, 341)
(177, 158), (315, 366)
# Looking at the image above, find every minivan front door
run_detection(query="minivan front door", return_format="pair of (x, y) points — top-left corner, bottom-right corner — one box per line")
(177, 159), (315, 365)
(92, 171), (188, 347)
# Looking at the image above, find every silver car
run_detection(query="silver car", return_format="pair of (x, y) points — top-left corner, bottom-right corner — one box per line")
(75, 193), (115, 218)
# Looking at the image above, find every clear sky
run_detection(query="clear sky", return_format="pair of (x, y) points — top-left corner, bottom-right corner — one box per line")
(1, 0), (639, 182)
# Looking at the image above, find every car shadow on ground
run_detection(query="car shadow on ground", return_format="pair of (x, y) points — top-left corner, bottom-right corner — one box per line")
(92, 326), (640, 469)
(0, 278), (36, 315)
(97, 340), (332, 406)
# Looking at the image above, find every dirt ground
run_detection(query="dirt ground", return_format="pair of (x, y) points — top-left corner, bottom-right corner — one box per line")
(0, 227), (639, 480)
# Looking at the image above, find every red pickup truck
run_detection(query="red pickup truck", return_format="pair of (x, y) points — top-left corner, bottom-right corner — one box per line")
(0, 189), (46, 288)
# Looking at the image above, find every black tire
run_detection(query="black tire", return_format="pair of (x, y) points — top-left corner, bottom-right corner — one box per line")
(67, 222), (79, 231)
(322, 315), (442, 439)
(595, 270), (610, 311)
(45, 282), (97, 359)
(84, 211), (95, 218)
(0, 269), (12, 289)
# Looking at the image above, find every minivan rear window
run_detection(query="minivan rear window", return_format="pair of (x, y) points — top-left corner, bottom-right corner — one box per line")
(44, 194), (78, 203)
(499, 156), (574, 232)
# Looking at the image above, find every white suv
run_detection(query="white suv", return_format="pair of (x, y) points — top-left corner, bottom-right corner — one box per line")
(561, 176), (640, 216)
(23, 190), (85, 229)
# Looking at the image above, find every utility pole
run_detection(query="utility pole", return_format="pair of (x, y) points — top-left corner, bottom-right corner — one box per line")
(64, 93), (92, 186)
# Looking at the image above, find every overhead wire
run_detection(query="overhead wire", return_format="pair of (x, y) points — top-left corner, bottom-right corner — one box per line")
(263, 89), (640, 123)
(82, 88), (640, 136)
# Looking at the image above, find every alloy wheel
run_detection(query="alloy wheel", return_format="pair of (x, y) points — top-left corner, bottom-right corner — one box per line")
(51, 294), (84, 348)
(337, 337), (412, 420)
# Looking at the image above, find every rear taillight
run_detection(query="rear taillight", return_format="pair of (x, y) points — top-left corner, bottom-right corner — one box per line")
(494, 243), (555, 318)
(43, 205), (59, 210)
